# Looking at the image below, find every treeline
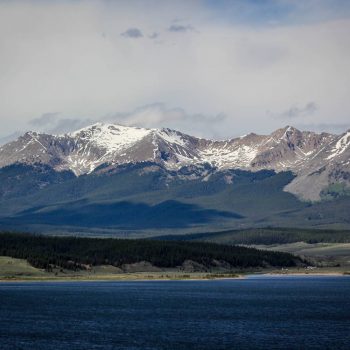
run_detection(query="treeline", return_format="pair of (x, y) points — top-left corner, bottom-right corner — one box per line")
(157, 227), (350, 245)
(0, 232), (302, 271)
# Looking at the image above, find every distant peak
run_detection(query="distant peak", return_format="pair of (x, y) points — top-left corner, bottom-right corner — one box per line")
(23, 131), (40, 138)
(283, 125), (299, 133)
(269, 125), (300, 140)
(69, 122), (152, 137)
(160, 127), (183, 135)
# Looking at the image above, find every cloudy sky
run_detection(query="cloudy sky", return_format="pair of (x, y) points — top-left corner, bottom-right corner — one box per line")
(0, 0), (350, 140)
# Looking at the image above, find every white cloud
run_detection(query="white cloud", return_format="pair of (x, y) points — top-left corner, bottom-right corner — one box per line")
(0, 1), (349, 139)
(26, 104), (227, 139)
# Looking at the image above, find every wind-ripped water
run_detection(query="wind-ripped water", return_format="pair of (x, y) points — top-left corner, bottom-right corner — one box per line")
(0, 276), (350, 349)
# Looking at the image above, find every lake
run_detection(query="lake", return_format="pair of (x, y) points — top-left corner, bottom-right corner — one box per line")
(0, 276), (349, 349)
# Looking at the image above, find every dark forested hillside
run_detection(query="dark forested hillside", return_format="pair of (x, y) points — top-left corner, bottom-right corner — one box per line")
(0, 163), (75, 200)
(0, 164), (307, 231)
(156, 227), (350, 245)
(0, 162), (349, 234)
(0, 233), (303, 271)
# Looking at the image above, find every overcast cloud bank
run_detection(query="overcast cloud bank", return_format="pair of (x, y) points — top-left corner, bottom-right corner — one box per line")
(0, 0), (349, 139)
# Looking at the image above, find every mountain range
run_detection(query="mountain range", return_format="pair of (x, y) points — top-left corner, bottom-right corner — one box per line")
(0, 123), (349, 235)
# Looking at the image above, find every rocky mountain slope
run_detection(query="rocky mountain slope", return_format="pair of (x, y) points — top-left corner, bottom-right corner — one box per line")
(0, 123), (349, 201)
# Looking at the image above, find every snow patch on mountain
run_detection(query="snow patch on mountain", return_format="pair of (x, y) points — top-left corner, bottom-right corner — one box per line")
(200, 143), (259, 168)
(70, 123), (152, 153)
(326, 131), (350, 160)
(157, 128), (188, 148)
(0, 123), (349, 201)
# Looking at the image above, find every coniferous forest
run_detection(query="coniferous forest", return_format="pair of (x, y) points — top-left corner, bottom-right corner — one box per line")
(0, 232), (302, 271)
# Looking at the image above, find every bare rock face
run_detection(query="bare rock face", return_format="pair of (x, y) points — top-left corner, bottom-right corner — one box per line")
(0, 123), (349, 201)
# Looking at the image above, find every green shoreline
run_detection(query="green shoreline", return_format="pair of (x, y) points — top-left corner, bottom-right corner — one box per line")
(1, 269), (348, 283)
(1, 257), (348, 283)
(0, 271), (243, 282)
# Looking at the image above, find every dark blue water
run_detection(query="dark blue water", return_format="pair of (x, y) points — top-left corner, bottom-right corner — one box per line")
(0, 276), (350, 350)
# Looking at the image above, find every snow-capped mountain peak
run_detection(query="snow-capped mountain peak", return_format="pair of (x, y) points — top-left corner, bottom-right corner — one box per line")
(326, 130), (350, 160)
(70, 123), (152, 153)
(0, 122), (349, 200)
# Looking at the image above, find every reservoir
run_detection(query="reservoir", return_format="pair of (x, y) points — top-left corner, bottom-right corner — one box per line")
(0, 276), (349, 349)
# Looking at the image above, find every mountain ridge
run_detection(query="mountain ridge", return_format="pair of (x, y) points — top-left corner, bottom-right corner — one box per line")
(0, 123), (349, 201)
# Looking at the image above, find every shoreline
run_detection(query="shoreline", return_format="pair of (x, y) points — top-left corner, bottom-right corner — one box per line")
(255, 272), (346, 277)
(0, 277), (243, 283)
(0, 271), (348, 283)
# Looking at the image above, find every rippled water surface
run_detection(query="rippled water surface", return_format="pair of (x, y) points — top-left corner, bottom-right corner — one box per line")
(1, 276), (350, 349)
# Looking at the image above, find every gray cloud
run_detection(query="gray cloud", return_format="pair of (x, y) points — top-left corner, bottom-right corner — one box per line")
(149, 32), (159, 39)
(48, 118), (94, 135)
(105, 103), (225, 127)
(191, 112), (226, 123)
(237, 43), (288, 69)
(28, 113), (93, 135)
(0, 131), (23, 146)
(0, 1), (349, 140)
(269, 102), (318, 119)
(24, 104), (228, 139)
(106, 104), (188, 126)
(7, 103), (225, 141)
(8, 104), (349, 143)
(168, 24), (194, 32)
(121, 28), (143, 38)
(102, 104), (227, 139)
(294, 123), (350, 135)
(29, 112), (60, 127)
